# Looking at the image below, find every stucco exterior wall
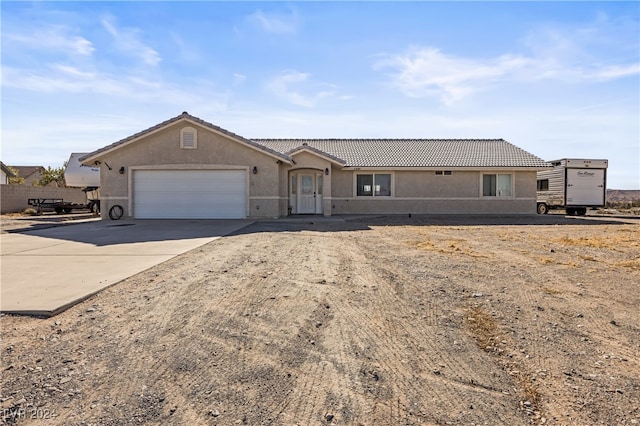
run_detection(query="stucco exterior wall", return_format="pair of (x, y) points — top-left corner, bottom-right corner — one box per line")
(94, 121), (283, 219)
(331, 198), (536, 215)
(513, 171), (537, 198)
(330, 169), (353, 198)
(329, 169), (537, 215)
(394, 170), (479, 197)
(22, 173), (44, 187)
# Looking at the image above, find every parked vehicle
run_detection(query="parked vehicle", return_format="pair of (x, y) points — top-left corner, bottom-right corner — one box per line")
(28, 198), (89, 214)
(536, 158), (608, 215)
(64, 153), (101, 214)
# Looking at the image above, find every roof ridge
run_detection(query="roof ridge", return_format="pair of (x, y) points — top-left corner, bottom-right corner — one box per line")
(253, 138), (506, 141)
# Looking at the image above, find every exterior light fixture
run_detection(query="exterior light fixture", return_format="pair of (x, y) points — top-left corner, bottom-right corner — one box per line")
(119, 167), (125, 174)
(252, 166), (258, 174)
(325, 168), (329, 175)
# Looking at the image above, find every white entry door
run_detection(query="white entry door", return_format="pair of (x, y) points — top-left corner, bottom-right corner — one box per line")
(298, 174), (316, 214)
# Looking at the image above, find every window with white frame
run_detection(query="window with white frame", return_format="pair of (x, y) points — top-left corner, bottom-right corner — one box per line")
(180, 127), (197, 149)
(482, 173), (512, 197)
(356, 173), (391, 197)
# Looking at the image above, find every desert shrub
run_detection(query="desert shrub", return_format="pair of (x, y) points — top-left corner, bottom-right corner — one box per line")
(22, 208), (38, 216)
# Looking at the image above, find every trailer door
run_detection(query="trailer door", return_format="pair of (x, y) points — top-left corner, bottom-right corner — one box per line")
(566, 168), (605, 206)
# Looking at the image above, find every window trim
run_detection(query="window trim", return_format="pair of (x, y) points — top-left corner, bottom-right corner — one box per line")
(180, 126), (198, 149)
(481, 172), (513, 198)
(354, 172), (394, 198)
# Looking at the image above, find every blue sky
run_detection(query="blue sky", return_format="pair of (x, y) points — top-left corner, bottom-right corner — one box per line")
(2, 1), (639, 189)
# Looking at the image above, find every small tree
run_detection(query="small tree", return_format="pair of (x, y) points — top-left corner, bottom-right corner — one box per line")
(35, 163), (67, 187)
(7, 166), (24, 184)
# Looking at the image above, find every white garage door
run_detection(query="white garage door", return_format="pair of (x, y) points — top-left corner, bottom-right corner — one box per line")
(133, 170), (247, 219)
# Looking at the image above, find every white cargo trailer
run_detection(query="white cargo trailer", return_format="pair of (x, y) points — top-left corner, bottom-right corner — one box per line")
(536, 158), (607, 215)
(64, 153), (101, 213)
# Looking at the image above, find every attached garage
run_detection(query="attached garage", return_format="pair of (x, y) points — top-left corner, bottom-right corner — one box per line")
(133, 169), (247, 219)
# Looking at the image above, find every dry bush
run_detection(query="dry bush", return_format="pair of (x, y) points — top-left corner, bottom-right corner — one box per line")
(554, 230), (639, 250)
(578, 254), (598, 262)
(465, 305), (542, 415)
(465, 305), (500, 350)
(410, 237), (488, 258)
(537, 256), (579, 267)
(614, 259), (640, 270)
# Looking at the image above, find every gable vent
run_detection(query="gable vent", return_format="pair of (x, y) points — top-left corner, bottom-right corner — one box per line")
(180, 127), (198, 149)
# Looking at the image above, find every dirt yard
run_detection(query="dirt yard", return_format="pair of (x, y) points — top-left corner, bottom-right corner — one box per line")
(1, 215), (639, 425)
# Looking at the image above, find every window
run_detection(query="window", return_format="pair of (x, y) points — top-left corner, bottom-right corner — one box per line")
(180, 127), (197, 149)
(483, 174), (512, 197)
(357, 173), (391, 197)
(537, 179), (549, 191)
(301, 175), (313, 194)
(435, 170), (452, 175)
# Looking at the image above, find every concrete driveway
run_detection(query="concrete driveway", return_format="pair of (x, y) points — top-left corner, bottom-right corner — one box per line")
(1, 219), (252, 316)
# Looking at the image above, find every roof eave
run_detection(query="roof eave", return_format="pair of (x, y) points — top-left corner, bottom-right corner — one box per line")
(287, 146), (346, 166)
(80, 113), (293, 166)
(342, 165), (551, 170)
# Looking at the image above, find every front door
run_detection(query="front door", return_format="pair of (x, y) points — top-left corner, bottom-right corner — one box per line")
(298, 174), (316, 214)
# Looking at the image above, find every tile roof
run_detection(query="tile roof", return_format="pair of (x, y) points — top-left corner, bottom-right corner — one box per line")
(255, 139), (549, 168)
(79, 113), (548, 169)
(9, 166), (45, 178)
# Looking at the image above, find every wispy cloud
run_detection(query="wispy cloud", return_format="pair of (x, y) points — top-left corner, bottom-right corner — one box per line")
(101, 16), (161, 66)
(375, 14), (639, 105)
(169, 32), (201, 63)
(1, 63), (226, 109)
(591, 64), (640, 80)
(233, 73), (247, 86)
(374, 47), (530, 105)
(266, 71), (335, 107)
(247, 8), (299, 35)
(5, 25), (94, 56)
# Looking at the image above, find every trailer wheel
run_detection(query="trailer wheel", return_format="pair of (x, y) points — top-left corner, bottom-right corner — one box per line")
(91, 201), (100, 215)
(109, 205), (124, 220)
(64, 208), (72, 214)
(566, 207), (576, 216)
(536, 203), (548, 215)
(577, 207), (587, 216)
(55, 207), (63, 214)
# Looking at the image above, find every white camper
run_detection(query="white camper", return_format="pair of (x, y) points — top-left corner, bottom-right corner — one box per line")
(64, 153), (101, 213)
(536, 159), (607, 215)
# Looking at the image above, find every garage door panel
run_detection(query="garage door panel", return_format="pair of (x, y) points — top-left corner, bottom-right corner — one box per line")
(133, 170), (247, 219)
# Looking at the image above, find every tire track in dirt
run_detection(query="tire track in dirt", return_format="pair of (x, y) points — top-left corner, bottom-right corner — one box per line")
(371, 226), (550, 422)
(302, 230), (527, 424)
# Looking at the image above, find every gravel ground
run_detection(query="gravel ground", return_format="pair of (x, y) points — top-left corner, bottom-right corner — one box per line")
(1, 214), (639, 425)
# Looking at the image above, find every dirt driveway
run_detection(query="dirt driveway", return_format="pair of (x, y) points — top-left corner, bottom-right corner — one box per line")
(1, 215), (639, 425)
